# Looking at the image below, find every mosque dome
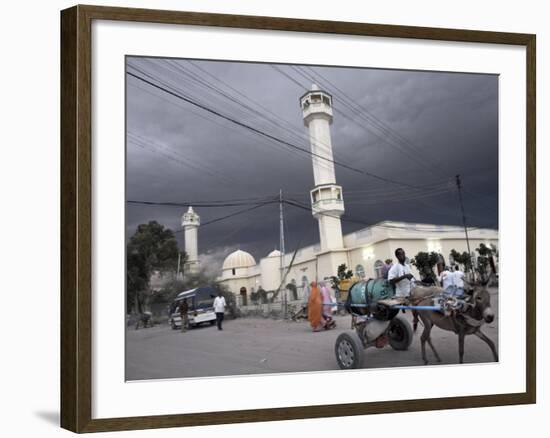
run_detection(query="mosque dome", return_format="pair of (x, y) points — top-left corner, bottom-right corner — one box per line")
(267, 249), (282, 257)
(222, 250), (257, 270)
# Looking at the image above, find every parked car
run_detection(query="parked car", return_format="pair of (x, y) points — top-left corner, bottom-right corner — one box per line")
(169, 286), (217, 329)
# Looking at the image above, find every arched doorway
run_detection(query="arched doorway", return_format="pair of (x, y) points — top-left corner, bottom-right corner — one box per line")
(240, 286), (248, 306)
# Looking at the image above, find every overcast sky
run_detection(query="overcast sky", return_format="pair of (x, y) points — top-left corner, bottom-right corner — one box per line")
(126, 57), (498, 274)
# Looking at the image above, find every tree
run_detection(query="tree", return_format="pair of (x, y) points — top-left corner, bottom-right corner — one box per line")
(475, 243), (496, 280)
(257, 286), (268, 304)
(410, 251), (439, 282)
(126, 221), (183, 313)
(328, 264), (354, 293)
(450, 249), (473, 272)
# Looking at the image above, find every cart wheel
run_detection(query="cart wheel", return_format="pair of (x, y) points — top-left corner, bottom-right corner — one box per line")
(335, 332), (365, 369)
(388, 315), (413, 350)
(170, 319), (177, 330)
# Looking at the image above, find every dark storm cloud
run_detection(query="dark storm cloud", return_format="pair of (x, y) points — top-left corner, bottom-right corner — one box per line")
(126, 58), (498, 270)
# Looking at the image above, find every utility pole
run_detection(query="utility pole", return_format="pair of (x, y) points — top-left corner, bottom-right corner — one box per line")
(176, 251), (181, 280)
(455, 174), (472, 266)
(279, 189), (287, 319)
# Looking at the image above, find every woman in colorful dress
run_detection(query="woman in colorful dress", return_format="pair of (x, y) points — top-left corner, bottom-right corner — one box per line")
(307, 281), (325, 332)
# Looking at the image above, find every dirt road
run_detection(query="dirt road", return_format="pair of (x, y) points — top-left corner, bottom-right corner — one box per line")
(126, 290), (498, 380)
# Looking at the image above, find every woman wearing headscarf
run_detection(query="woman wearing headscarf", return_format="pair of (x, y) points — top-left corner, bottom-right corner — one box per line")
(307, 281), (325, 332)
(319, 281), (333, 320)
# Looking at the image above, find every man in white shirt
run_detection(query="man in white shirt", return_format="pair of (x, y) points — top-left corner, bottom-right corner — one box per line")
(213, 290), (227, 331)
(388, 248), (415, 297)
(452, 266), (465, 296)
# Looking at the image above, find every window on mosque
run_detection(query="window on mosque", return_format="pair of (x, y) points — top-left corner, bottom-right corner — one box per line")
(322, 96), (330, 106)
(311, 94), (321, 103)
(356, 264), (365, 279)
(232, 268), (236, 276)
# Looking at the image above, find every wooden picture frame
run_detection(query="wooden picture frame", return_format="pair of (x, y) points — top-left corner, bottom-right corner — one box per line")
(61, 4), (536, 433)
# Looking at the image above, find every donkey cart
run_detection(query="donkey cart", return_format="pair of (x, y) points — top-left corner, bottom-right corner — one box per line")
(335, 279), (436, 369)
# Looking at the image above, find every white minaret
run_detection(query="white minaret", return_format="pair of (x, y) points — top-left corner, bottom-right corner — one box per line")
(300, 84), (345, 251)
(181, 206), (200, 274)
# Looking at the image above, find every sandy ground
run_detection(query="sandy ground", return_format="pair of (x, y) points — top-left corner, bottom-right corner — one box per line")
(126, 289), (498, 380)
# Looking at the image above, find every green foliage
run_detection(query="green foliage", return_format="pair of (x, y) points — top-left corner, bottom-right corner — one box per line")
(476, 243), (494, 257)
(475, 243), (496, 279)
(450, 249), (473, 271)
(151, 279), (186, 305)
(329, 264), (354, 292)
(337, 264), (354, 280)
(410, 251), (440, 281)
(126, 221), (184, 313)
(250, 290), (259, 304)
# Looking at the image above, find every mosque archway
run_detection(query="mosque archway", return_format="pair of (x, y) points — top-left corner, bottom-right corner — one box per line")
(239, 286), (247, 306)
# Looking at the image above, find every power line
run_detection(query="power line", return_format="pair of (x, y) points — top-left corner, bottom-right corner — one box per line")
(126, 69), (447, 191)
(153, 59), (345, 170)
(296, 65), (445, 177)
(175, 200), (278, 233)
(127, 197), (278, 208)
(283, 198), (495, 232)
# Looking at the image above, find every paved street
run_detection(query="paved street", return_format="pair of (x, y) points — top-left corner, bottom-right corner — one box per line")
(126, 290), (498, 380)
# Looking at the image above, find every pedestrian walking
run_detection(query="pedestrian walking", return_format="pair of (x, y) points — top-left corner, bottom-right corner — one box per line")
(213, 290), (226, 331)
(319, 281), (333, 318)
(307, 281), (326, 332)
(179, 298), (189, 332)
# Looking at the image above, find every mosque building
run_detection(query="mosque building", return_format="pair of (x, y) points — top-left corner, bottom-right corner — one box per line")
(181, 84), (498, 304)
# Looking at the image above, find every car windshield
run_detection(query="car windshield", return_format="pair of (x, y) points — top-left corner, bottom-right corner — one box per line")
(193, 288), (215, 310)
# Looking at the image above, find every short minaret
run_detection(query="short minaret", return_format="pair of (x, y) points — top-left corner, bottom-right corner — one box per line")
(181, 206), (200, 274)
(300, 84), (345, 251)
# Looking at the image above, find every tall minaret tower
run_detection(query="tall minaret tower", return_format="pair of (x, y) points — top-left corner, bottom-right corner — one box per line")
(181, 206), (200, 274)
(300, 84), (345, 252)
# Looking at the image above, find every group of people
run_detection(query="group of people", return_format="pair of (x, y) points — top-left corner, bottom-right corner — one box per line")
(438, 265), (465, 296)
(307, 281), (337, 332)
(383, 248), (465, 298)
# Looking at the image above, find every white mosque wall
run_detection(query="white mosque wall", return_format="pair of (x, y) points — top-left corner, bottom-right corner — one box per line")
(284, 258), (317, 292)
(221, 265), (259, 280)
(216, 223), (498, 305)
(316, 250), (349, 282)
(260, 255), (281, 291)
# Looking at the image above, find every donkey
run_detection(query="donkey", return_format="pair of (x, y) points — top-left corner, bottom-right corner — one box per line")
(410, 282), (498, 365)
